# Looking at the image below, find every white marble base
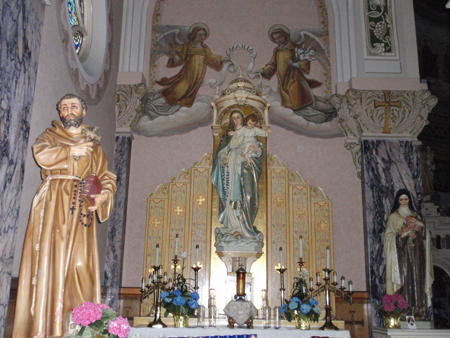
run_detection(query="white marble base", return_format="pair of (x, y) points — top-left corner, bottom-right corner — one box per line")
(373, 327), (450, 338)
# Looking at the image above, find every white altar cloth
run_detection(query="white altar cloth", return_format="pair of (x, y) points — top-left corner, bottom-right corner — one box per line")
(128, 327), (351, 338)
(373, 327), (450, 338)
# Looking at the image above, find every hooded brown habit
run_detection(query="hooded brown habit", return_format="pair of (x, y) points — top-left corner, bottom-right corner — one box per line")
(13, 121), (116, 338)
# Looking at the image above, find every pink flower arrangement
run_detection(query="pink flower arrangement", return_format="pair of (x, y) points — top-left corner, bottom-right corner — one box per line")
(72, 302), (130, 338)
(72, 302), (105, 326)
(109, 316), (131, 338)
(380, 294), (408, 314)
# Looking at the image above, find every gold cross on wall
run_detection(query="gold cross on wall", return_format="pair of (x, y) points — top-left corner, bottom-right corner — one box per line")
(196, 195), (206, 206)
(173, 206), (184, 216)
(374, 90), (402, 134)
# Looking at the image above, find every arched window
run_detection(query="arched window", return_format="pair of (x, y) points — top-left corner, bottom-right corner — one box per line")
(446, 235), (450, 249)
(436, 235), (442, 249)
(67, 0), (92, 62)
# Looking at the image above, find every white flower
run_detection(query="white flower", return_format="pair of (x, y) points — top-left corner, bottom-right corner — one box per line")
(299, 269), (309, 280)
(180, 251), (189, 261)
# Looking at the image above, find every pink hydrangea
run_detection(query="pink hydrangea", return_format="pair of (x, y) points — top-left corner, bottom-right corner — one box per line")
(398, 300), (408, 308)
(72, 302), (104, 327)
(382, 294), (395, 304)
(392, 293), (403, 301)
(108, 316), (131, 338)
(384, 303), (395, 312)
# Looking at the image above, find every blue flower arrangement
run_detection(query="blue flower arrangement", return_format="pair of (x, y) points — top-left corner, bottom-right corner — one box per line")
(160, 273), (199, 317)
(280, 271), (321, 323)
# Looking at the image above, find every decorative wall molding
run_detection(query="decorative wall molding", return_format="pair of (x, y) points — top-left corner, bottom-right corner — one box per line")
(115, 83), (147, 130)
(332, 89), (437, 178)
(362, 0), (399, 59)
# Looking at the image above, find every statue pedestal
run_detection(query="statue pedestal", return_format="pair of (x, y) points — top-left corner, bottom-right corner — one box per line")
(224, 300), (258, 328)
(216, 249), (263, 274)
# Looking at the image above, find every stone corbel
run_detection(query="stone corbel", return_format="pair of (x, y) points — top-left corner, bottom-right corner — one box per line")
(115, 83), (147, 132)
(332, 89), (437, 178)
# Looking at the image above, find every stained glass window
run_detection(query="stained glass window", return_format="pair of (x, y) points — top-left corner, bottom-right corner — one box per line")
(67, 0), (92, 61)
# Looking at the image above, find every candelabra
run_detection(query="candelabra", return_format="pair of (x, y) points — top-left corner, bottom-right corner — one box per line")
(140, 265), (168, 328)
(308, 267), (353, 330)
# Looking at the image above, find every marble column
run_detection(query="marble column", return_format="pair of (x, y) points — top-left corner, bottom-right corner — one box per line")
(332, 89), (438, 328)
(0, 1), (45, 336)
(103, 133), (133, 312)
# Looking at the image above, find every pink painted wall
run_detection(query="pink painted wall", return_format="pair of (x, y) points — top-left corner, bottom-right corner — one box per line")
(123, 126), (365, 290)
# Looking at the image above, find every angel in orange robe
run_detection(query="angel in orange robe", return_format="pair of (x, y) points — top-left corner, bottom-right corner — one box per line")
(157, 22), (227, 108)
(13, 94), (116, 338)
(260, 25), (336, 123)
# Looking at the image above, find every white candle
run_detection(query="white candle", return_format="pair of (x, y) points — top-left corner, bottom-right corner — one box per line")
(299, 236), (303, 259)
(175, 234), (179, 256)
(349, 280), (353, 292)
(164, 272), (168, 283)
(333, 271), (337, 283)
(326, 246), (330, 269)
(341, 276), (345, 288)
(316, 272), (320, 284)
(168, 278), (173, 288)
(325, 270), (329, 278)
(153, 271), (157, 282)
(279, 247), (283, 268)
(141, 278), (145, 290)
(302, 286), (306, 294)
(155, 244), (159, 266)
(309, 277), (313, 289)
(195, 244), (199, 267)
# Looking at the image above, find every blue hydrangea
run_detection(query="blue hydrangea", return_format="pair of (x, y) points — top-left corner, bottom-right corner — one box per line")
(300, 303), (311, 315)
(310, 298), (319, 306)
(190, 292), (199, 300)
(188, 299), (198, 309)
(173, 295), (186, 306)
(289, 301), (299, 310)
(160, 291), (169, 299)
(163, 297), (172, 303)
(291, 297), (302, 304)
(171, 289), (182, 296)
(280, 304), (287, 314)
(313, 306), (321, 314)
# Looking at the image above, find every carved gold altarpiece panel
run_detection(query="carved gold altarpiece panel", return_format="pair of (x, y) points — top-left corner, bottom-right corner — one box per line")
(142, 153), (333, 315)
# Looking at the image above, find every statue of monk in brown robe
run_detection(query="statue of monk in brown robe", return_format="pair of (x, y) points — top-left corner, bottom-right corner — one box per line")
(13, 94), (117, 338)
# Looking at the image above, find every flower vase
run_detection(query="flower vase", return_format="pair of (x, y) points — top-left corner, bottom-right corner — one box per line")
(173, 314), (190, 328)
(294, 314), (310, 330)
(383, 313), (401, 329)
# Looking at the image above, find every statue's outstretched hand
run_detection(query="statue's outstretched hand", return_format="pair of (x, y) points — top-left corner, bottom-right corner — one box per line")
(88, 192), (108, 211)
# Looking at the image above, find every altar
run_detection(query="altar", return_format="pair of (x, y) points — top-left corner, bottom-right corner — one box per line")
(128, 327), (351, 338)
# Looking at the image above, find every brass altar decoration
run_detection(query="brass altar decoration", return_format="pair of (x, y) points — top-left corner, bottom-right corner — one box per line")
(383, 313), (401, 329)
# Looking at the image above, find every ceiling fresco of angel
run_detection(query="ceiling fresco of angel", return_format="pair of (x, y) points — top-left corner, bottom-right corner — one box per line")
(133, 0), (341, 138)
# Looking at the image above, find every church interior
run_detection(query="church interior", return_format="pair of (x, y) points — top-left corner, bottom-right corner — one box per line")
(2, 1), (450, 338)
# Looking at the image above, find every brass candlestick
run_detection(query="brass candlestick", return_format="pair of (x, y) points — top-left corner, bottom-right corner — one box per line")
(191, 265), (202, 292)
(276, 266), (287, 306)
(172, 256), (180, 285)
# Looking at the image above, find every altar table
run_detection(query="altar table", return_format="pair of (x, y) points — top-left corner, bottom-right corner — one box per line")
(128, 327), (351, 338)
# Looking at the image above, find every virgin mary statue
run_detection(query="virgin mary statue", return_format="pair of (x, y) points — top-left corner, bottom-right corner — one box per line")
(211, 109), (264, 250)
